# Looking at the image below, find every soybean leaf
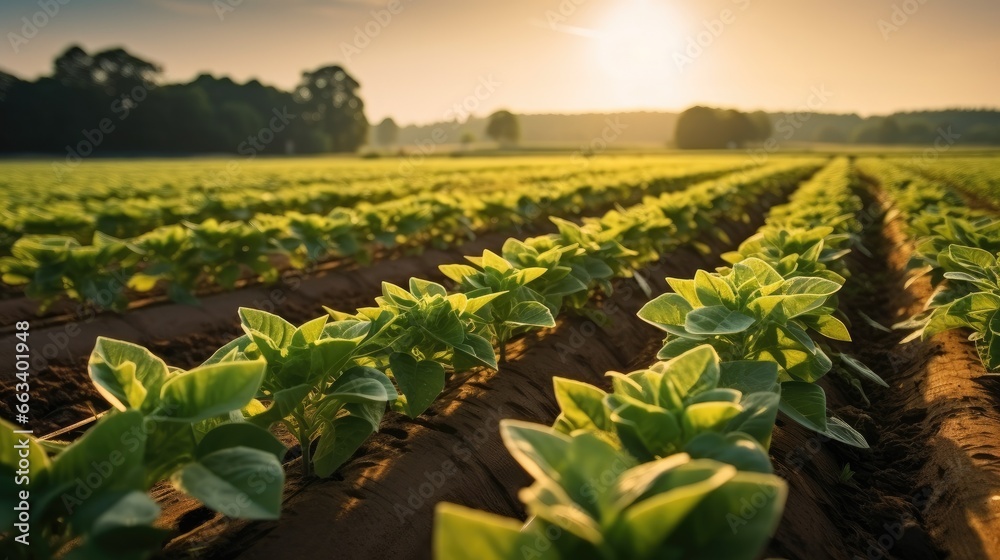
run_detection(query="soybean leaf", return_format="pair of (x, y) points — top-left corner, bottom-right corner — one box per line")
(327, 366), (396, 404)
(434, 503), (540, 560)
(313, 410), (381, 477)
(390, 352), (446, 417)
(553, 378), (611, 432)
(684, 306), (755, 335)
(89, 337), (169, 412)
(453, 333), (498, 370)
(505, 301), (556, 328)
(171, 447), (284, 519)
(247, 384), (312, 428)
(638, 293), (692, 330)
(156, 360), (266, 423)
(195, 423), (286, 462)
(718, 361), (779, 395)
(683, 432), (773, 474)
(777, 381), (828, 433)
(238, 308), (295, 349)
(838, 354), (889, 388)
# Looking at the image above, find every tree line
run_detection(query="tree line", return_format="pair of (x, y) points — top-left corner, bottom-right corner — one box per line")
(0, 46), (368, 155)
(676, 105), (1000, 148)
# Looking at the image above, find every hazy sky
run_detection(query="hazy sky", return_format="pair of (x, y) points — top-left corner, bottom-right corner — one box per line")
(2, 0), (998, 124)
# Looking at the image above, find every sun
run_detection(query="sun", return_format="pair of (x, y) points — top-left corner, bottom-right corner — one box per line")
(591, 1), (685, 105)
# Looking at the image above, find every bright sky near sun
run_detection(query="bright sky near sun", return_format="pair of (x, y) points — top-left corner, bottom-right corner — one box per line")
(1, 0), (998, 124)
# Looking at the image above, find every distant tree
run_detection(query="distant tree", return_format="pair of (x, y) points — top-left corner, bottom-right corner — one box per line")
(967, 124), (1000, 144)
(851, 121), (882, 144)
(0, 71), (17, 103)
(676, 106), (760, 149)
(675, 106), (726, 149)
(877, 116), (903, 144)
(294, 65), (368, 152)
(723, 109), (758, 147)
(901, 121), (933, 144)
(52, 45), (94, 89)
(53, 45), (161, 96)
(748, 110), (773, 141)
(815, 125), (848, 143)
(460, 131), (476, 149)
(486, 110), (520, 147)
(374, 117), (400, 147)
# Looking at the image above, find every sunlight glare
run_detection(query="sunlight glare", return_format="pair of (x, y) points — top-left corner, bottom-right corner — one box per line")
(591, 1), (684, 106)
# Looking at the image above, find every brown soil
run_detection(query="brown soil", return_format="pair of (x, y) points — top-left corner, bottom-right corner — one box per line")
(868, 196), (1000, 559)
(760, 184), (1000, 560)
(155, 199), (778, 560)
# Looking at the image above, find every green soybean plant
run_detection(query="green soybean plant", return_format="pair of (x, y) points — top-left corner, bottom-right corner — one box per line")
(721, 226), (853, 283)
(638, 258), (873, 447)
(912, 245), (1000, 370)
(0, 337), (286, 559)
(434, 421), (787, 560)
(0, 233), (139, 312)
(909, 217), (1000, 288)
(552, 345), (779, 473)
(331, 278), (500, 417)
(128, 225), (201, 304)
(546, 216), (638, 289)
(203, 308), (397, 477)
(440, 250), (556, 361)
(499, 239), (593, 316)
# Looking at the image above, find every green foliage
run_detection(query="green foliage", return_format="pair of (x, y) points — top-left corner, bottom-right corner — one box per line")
(638, 158), (882, 446)
(1, 158), (831, 557)
(434, 422), (786, 560)
(0, 234), (138, 312)
(440, 250), (556, 353)
(637, 262), (868, 447)
(860, 157), (1000, 372)
(0, 156), (754, 309)
(552, 346), (778, 473)
(1, 339), (285, 559)
(920, 246), (1000, 369)
(205, 308), (397, 477)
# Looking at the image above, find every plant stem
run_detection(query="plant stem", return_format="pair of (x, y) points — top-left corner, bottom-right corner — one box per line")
(290, 410), (312, 478)
(299, 425), (312, 478)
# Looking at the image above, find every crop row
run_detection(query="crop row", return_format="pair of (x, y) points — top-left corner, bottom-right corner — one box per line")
(0, 159), (760, 312)
(433, 157), (885, 559)
(0, 160), (821, 559)
(857, 158), (1000, 371)
(0, 157), (748, 253)
(892, 156), (1000, 207)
